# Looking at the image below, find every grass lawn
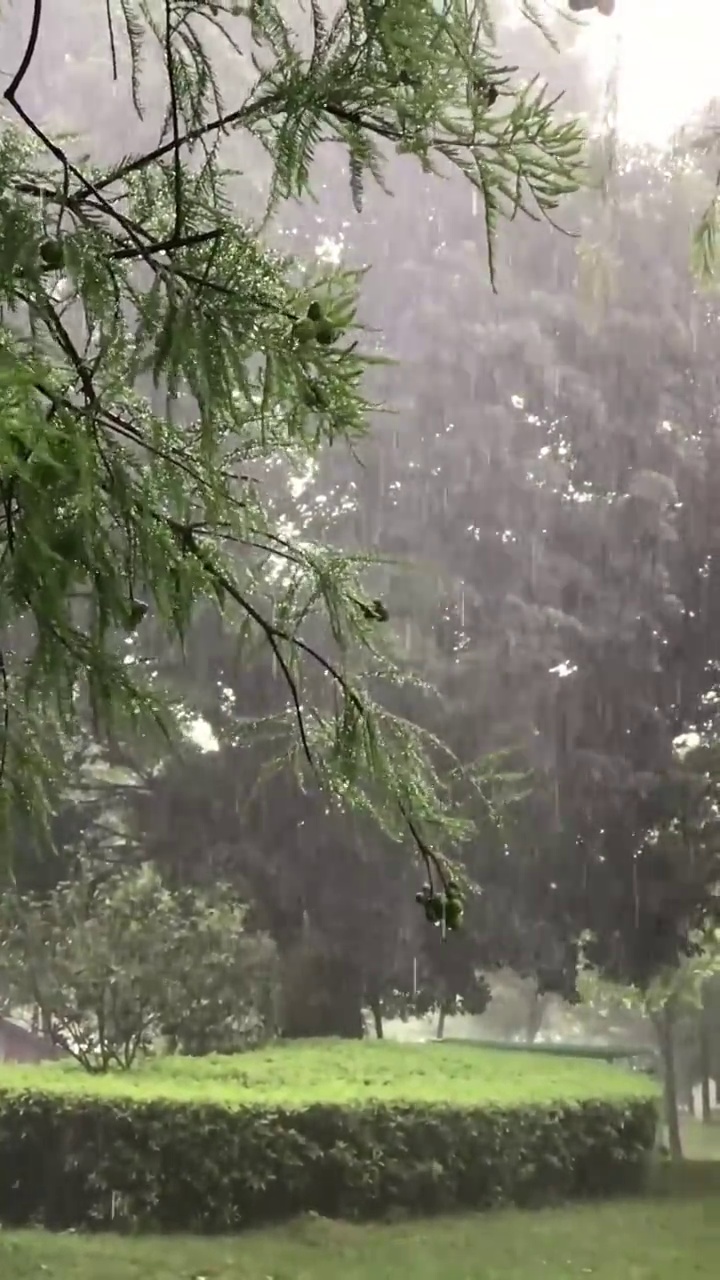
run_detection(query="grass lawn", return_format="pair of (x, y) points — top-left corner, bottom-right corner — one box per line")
(2, 1186), (718, 1280)
(0, 1038), (657, 1108)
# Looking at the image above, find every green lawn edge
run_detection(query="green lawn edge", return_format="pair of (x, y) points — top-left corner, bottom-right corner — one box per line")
(0, 1039), (660, 1111)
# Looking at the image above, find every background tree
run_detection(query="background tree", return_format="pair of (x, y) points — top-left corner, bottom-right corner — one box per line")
(579, 925), (720, 1161)
(306, 131), (720, 992)
(112, 124), (720, 1032)
(0, 861), (278, 1070)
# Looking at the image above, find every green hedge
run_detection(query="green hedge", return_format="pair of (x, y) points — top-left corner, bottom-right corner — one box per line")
(0, 1089), (658, 1231)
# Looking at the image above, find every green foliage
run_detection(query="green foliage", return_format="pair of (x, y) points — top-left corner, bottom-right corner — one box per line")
(580, 926), (720, 1021)
(0, 1042), (657, 1230)
(692, 192), (720, 284)
(0, 862), (278, 1070)
(0, 0), (584, 876)
(416, 878), (465, 931)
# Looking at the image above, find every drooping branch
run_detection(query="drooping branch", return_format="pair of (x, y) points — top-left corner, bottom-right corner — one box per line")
(0, 0), (569, 882)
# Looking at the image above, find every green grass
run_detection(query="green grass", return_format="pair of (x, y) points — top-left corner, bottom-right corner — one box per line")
(0, 1039), (658, 1109)
(1, 1190), (717, 1280)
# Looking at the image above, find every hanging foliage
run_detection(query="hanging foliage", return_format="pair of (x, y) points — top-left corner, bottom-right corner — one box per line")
(0, 2), (584, 875)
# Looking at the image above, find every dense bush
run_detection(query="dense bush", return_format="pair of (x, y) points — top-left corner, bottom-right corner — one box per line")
(0, 863), (280, 1069)
(0, 1043), (658, 1231)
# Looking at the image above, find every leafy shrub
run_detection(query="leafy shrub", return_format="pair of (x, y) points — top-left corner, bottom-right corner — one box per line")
(0, 863), (280, 1069)
(0, 1043), (658, 1231)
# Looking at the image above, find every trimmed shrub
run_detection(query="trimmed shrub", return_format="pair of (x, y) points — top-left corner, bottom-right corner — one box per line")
(0, 1044), (658, 1231)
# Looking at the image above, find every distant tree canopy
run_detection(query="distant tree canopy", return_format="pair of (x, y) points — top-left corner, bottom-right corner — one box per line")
(107, 133), (719, 1040)
(326, 140), (720, 990)
(135, 127), (720, 988)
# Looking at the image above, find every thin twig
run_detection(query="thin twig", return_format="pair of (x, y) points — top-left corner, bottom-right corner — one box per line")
(104, 0), (119, 82)
(110, 227), (222, 261)
(402, 804), (449, 891)
(4, 0), (42, 99)
(0, 644), (9, 790)
(164, 0), (184, 243)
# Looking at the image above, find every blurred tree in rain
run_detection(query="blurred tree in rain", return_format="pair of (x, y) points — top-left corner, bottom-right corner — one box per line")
(288, 129), (720, 998)
(126, 134), (720, 1031)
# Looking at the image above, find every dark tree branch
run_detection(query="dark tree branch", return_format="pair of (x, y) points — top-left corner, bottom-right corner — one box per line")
(4, 0), (42, 100)
(164, 0), (184, 243)
(0, 645), (9, 790)
(104, 0), (119, 82)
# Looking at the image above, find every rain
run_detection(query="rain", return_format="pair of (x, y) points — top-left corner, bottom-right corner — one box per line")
(0, 1), (718, 1275)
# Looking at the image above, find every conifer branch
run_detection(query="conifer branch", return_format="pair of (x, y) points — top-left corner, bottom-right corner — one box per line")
(0, 0), (582, 872)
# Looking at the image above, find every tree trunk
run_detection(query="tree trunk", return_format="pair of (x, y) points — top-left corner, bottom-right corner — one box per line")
(436, 1004), (446, 1041)
(654, 1002), (683, 1161)
(699, 983), (713, 1124)
(369, 996), (384, 1039)
(525, 988), (549, 1043)
(686, 1084), (696, 1118)
(280, 946), (364, 1039)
